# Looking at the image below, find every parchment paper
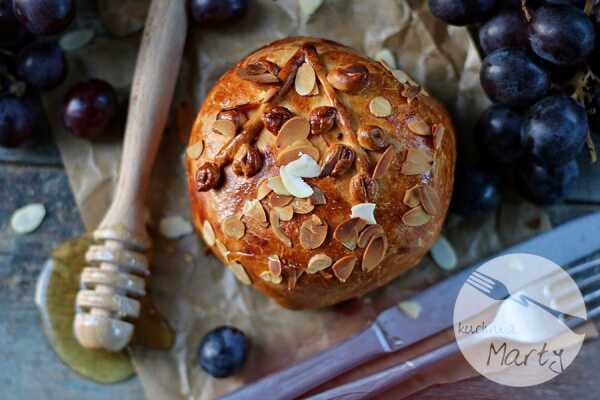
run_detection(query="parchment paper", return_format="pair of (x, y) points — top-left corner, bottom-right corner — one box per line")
(46, 1), (559, 399)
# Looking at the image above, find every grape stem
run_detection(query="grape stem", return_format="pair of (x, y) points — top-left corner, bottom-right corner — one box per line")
(521, 0), (532, 22)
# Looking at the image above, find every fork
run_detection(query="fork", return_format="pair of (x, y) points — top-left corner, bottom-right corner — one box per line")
(306, 257), (600, 400)
(466, 269), (586, 325)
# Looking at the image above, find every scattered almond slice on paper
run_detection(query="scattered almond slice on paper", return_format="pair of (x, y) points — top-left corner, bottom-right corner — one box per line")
(10, 203), (46, 234)
(350, 203), (377, 225)
(398, 301), (422, 319)
(430, 235), (458, 271)
(159, 216), (193, 239)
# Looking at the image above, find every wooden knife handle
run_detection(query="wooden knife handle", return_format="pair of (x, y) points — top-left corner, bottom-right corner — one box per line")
(219, 323), (389, 400)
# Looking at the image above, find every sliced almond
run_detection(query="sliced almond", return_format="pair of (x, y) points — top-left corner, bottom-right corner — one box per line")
(269, 193), (294, 208)
(332, 255), (357, 283)
(280, 166), (313, 198)
(402, 206), (431, 227)
(186, 140), (204, 159)
(222, 215), (245, 239)
(433, 124), (445, 150)
(275, 205), (294, 221)
(267, 176), (291, 196)
(357, 224), (384, 248)
(350, 203), (377, 225)
(269, 209), (292, 247)
(159, 216), (193, 239)
(309, 187), (327, 205)
(215, 239), (230, 263)
(276, 141), (320, 165)
(268, 255), (282, 277)
(372, 146), (396, 180)
(299, 214), (328, 250)
(260, 270), (283, 284)
(418, 185), (441, 216)
(362, 235), (387, 272)
(202, 220), (215, 246)
(257, 179), (273, 200)
(374, 49), (397, 69)
(334, 218), (368, 250)
(406, 115), (431, 136)
(306, 254), (333, 274)
(403, 184), (421, 208)
(401, 148), (433, 175)
(291, 197), (315, 214)
(295, 62), (316, 96)
(430, 235), (457, 271)
(11, 203), (46, 234)
(212, 119), (236, 138)
(242, 199), (267, 225)
(369, 96), (392, 118)
(284, 154), (321, 178)
(398, 301), (422, 319)
(276, 117), (310, 149)
(229, 262), (252, 285)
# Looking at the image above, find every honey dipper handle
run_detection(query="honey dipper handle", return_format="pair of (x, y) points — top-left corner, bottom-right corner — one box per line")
(101, 0), (188, 236)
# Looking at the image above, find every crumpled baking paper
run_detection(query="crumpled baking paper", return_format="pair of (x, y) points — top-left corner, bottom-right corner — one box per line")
(45, 0), (561, 399)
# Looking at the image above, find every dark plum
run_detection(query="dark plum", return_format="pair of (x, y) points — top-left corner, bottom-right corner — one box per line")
(529, 5), (595, 65)
(517, 158), (578, 204)
(0, 94), (40, 148)
(0, 0), (31, 48)
(521, 96), (588, 166)
(13, 0), (75, 35)
(452, 167), (502, 217)
(477, 105), (524, 164)
(480, 48), (550, 107)
(63, 79), (118, 139)
(479, 10), (529, 55)
(428, 0), (497, 26)
(16, 42), (66, 90)
(189, 0), (248, 25)
(198, 326), (249, 378)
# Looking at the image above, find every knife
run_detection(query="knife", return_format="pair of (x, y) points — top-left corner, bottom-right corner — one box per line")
(219, 212), (600, 400)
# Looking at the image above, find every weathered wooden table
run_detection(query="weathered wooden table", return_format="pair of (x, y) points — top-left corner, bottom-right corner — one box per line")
(1, 135), (599, 399)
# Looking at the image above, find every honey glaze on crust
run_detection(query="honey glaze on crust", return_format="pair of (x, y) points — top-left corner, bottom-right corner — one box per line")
(186, 37), (456, 309)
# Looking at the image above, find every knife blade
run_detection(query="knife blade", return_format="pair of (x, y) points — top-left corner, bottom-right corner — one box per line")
(219, 212), (600, 400)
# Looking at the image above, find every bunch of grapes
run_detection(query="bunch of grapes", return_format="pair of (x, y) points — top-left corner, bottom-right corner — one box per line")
(429, 0), (599, 212)
(0, 0), (119, 148)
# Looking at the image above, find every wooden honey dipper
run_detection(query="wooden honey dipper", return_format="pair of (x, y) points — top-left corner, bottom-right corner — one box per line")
(73, 0), (187, 352)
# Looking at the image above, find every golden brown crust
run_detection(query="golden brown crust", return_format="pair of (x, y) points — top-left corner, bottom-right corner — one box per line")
(186, 37), (456, 309)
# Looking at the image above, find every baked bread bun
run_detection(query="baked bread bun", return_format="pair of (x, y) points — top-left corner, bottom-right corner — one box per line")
(186, 37), (456, 309)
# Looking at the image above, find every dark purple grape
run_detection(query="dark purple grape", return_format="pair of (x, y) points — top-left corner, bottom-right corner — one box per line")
(198, 326), (249, 378)
(0, 94), (40, 147)
(521, 96), (588, 166)
(499, 0), (522, 7)
(13, 0), (75, 35)
(477, 105), (524, 164)
(529, 6), (595, 65)
(0, 0), (31, 48)
(479, 10), (529, 55)
(428, 0), (497, 26)
(16, 42), (66, 90)
(189, 0), (248, 25)
(480, 48), (550, 107)
(517, 158), (578, 204)
(63, 79), (117, 139)
(452, 167), (502, 217)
